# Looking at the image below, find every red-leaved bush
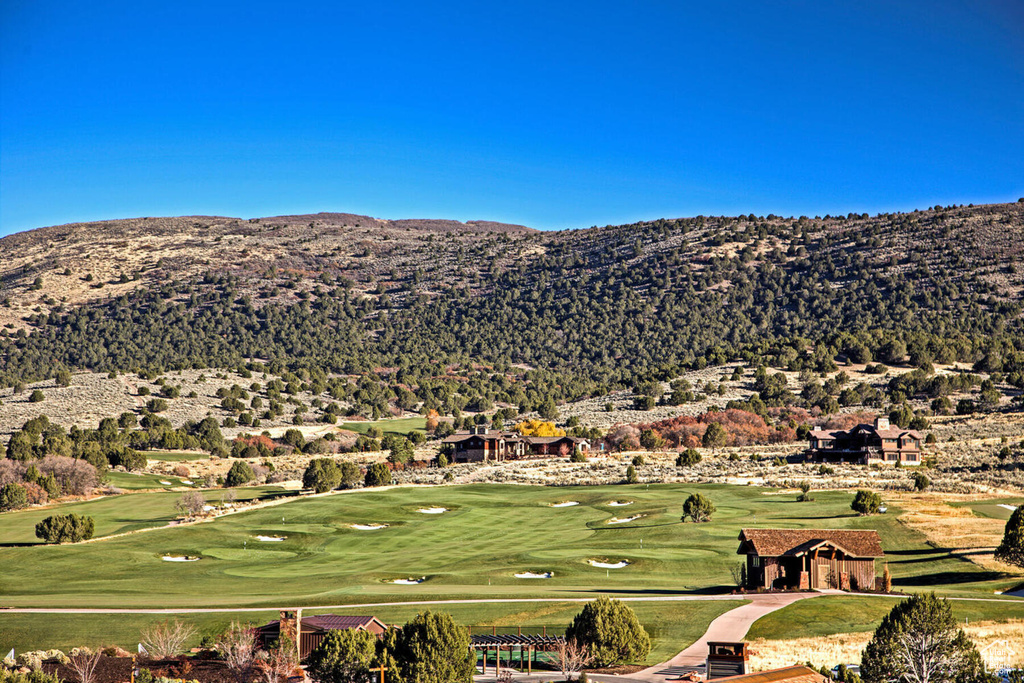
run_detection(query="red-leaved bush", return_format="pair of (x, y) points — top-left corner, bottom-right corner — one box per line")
(37, 456), (98, 496)
(607, 408), (808, 451)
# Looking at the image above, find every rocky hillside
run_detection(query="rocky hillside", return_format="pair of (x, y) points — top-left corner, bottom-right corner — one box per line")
(0, 212), (536, 331)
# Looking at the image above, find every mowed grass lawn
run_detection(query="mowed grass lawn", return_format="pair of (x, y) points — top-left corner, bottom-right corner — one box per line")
(104, 471), (201, 491)
(0, 600), (745, 663)
(1, 484), (1020, 610)
(950, 498), (1022, 521)
(340, 417), (426, 436)
(748, 595), (1024, 640)
(143, 451), (216, 462)
(0, 486), (292, 544)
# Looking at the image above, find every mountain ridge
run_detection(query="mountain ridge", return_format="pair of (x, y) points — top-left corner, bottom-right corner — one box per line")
(3, 201), (1024, 404)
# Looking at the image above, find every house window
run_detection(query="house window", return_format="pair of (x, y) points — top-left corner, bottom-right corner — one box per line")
(905, 453), (917, 462)
(751, 556), (760, 567)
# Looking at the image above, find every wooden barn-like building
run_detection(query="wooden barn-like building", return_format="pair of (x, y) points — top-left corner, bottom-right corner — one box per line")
(256, 611), (387, 659)
(737, 528), (884, 591)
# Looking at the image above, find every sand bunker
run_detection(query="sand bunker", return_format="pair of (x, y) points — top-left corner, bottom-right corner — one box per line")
(607, 515), (643, 524)
(351, 523), (389, 530)
(589, 559), (630, 569)
(256, 535), (286, 542)
(417, 507), (447, 514)
(551, 501), (580, 508)
(999, 504), (1019, 511)
(607, 501), (633, 507)
(514, 571), (553, 579)
(180, 480), (193, 486)
(391, 577), (427, 585)
(162, 555), (199, 562)
(159, 480), (173, 485)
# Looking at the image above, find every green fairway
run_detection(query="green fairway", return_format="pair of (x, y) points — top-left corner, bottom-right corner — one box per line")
(340, 417), (426, 436)
(950, 498), (1021, 521)
(748, 595), (1024, 640)
(1, 483), (1019, 610)
(0, 486), (292, 544)
(142, 451), (215, 462)
(105, 471), (200, 491)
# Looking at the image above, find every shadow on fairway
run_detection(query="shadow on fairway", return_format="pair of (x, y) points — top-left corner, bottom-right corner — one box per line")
(776, 515), (861, 521)
(893, 570), (1006, 586)
(589, 521), (685, 531)
(884, 548), (945, 556)
(891, 549), (996, 565)
(573, 586), (734, 596)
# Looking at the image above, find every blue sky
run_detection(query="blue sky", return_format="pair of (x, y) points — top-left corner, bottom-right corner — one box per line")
(1, 0), (1022, 234)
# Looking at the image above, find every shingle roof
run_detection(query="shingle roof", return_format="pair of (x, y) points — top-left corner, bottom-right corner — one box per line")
(259, 615), (384, 633)
(303, 615), (384, 631)
(738, 528), (884, 558)
(812, 425), (922, 440)
(713, 666), (829, 683)
(441, 430), (523, 443)
(524, 436), (583, 444)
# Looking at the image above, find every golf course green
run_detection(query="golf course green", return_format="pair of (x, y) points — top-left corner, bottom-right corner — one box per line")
(1, 483), (1018, 608)
(1, 482), (1022, 656)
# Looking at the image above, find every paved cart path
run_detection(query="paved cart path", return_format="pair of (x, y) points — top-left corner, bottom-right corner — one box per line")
(631, 592), (816, 682)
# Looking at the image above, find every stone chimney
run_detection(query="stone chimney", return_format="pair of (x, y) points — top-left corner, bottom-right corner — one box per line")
(278, 609), (302, 661)
(874, 416), (890, 430)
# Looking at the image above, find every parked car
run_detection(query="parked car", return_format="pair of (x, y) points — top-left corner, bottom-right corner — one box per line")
(831, 664), (861, 680)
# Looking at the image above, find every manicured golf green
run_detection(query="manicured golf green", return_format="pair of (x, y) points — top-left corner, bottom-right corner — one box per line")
(747, 595), (1024, 640)
(0, 483), (1018, 610)
(143, 451), (215, 462)
(105, 471), (200, 491)
(0, 486), (292, 545)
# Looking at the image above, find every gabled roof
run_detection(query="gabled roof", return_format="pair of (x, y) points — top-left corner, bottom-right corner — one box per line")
(441, 430), (523, 443)
(738, 528), (884, 558)
(441, 431), (587, 445)
(848, 424), (923, 439)
(524, 435), (584, 444)
(712, 666), (829, 683)
(303, 615), (386, 631)
(259, 615), (385, 633)
(811, 424), (922, 441)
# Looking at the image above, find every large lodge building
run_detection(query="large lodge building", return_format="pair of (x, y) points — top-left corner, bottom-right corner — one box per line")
(442, 427), (590, 463)
(807, 416), (923, 466)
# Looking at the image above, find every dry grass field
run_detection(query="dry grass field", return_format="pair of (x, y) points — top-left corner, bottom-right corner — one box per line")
(892, 492), (1016, 572)
(749, 620), (1024, 671)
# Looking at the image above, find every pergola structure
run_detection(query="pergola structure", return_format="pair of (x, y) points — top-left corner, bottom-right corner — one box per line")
(470, 629), (564, 675)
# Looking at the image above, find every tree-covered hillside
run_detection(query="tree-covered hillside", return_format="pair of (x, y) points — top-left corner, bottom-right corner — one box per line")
(3, 201), (1024, 414)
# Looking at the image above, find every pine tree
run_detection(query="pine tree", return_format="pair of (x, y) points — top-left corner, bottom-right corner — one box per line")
(995, 507), (1024, 568)
(861, 593), (988, 683)
(565, 597), (650, 667)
